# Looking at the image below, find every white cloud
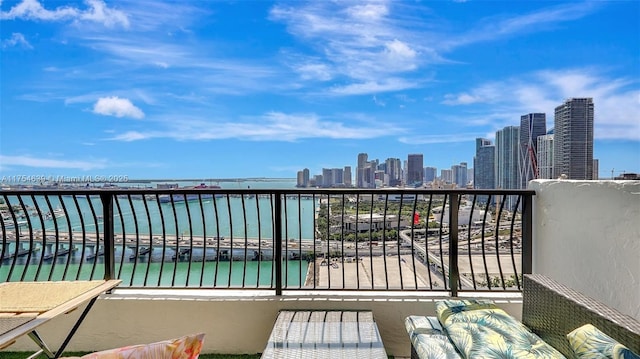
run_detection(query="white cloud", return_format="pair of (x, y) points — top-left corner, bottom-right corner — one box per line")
(269, 1), (430, 94)
(107, 111), (405, 142)
(78, 0), (129, 28)
(295, 62), (333, 81)
(0, 155), (107, 170)
(372, 95), (386, 107)
(93, 96), (144, 119)
(399, 133), (482, 145)
(385, 39), (416, 59)
(345, 3), (389, 21)
(110, 131), (150, 141)
(443, 93), (482, 105)
(1, 0), (78, 21)
(268, 1), (599, 97)
(330, 78), (419, 95)
(1, 0), (129, 28)
(383, 39), (417, 71)
(442, 83), (504, 105)
(441, 68), (640, 140)
(1, 32), (32, 49)
(445, 2), (600, 49)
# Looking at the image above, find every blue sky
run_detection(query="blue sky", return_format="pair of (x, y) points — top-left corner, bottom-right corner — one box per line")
(1, 0), (639, 181)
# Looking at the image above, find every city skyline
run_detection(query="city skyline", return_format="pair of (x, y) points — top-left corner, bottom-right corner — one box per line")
(1, 1), (639, 180)
(299, 99), (596, 188)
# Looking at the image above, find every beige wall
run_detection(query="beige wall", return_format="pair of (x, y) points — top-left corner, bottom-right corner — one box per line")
(530, 179), (640, 320)
(6, 291), (522, 357)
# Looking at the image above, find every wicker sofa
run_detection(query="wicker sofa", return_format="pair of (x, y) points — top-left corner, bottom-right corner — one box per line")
(408, 274), (640, 358)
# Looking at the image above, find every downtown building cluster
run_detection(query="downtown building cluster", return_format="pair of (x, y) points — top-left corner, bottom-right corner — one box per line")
(296, 153), (472, 189)
(297, 98), (596, 189)
(475, 97), (596, 191)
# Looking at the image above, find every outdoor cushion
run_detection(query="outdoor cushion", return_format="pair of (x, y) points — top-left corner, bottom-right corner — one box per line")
(567, 324), (640, 359)
(61, 332), (205, 359)
(436, 299), (566, 359)
(405, 315), (462, 359)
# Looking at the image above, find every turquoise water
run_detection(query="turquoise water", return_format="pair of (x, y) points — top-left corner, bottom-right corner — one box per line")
(0, 260), (309, 288)
(6, 179), (317, 239)
(1, 180), (312, 287)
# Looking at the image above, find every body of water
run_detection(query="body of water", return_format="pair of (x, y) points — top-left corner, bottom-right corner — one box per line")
(0, 259), (309, 288)
(6, 179), (317, 240)
(1, 179), (314, 287)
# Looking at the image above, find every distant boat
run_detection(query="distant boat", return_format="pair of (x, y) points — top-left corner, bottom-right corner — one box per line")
(1, 218), (28, 229)
(53, 206), (66, 218)
(42, 206), (66, 220)
(158, 183), (221, 203)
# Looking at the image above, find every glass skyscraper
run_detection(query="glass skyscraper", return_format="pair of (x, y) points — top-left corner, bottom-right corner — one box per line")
(474, 138), (495, 189)
(496, 126), (520, 190)
(553, 98), (594, 179)
(407, 154), (424, 186)
(519, 113), (547, 188)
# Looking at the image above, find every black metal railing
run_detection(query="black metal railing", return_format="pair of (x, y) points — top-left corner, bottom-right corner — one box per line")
(0, 187), (534, 294)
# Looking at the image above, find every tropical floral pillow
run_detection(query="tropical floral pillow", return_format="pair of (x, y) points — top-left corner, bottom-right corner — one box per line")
(567, 324), (640, 359)
(435, 299), (566, 359)
(63, 332), (205, 359)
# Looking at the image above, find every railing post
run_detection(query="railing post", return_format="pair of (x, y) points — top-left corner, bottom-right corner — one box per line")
(449, 193), (459, 297)
(100, 194), (115, 280)
(274, 191), (283, 295)
(522, 192), (533, 275)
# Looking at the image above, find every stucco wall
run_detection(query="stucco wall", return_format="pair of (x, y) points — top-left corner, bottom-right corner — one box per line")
(4, 291), (522, 357)
(529, 179), (640, 320)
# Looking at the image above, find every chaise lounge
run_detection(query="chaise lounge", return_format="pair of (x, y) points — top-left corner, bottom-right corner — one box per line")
(406, 274), (640, 359)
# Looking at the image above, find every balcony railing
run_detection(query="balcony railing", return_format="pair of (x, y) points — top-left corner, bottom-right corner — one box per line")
(0, 187), (533, 296)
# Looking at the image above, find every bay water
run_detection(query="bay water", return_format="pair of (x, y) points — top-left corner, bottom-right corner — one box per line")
(1, 179), (313, 287)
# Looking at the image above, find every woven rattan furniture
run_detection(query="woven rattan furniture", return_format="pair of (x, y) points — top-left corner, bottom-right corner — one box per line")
(261, 310), (387, 359)
(522, 274), (640, 357)
(408, 274), (640, 358)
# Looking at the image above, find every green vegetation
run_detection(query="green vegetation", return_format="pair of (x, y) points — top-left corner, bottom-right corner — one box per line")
(315, 196), (444, 241)
(472, 274), (523, 288)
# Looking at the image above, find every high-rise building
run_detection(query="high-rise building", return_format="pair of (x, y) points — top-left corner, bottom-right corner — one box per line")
(344, 166), (352, 187)
(519, 113), (547, 188)
(536, 134), (554, 179)
(357, 153), (368, 169)
(440, 169), (453, 184)
(374, 170), (385, 187)
(553, 98), (594, 179)
(452, 162), (468, 188)
(322, 168), (333, 187)
(335, 168), (344, 186)
(322, 168), (345, 187)
(385, 158), (402, 186)
(407, 154), (424, 185)
(296, 168), (310, 187)
(296, 170), (304, 187)
(357, 153), (368, 188)
(474, 138), (495, 189)
(363, 164), (375, 188)
(593, 159), (599, 180)
(496, 126), (520, 190)
(424, 167), (437, 183)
